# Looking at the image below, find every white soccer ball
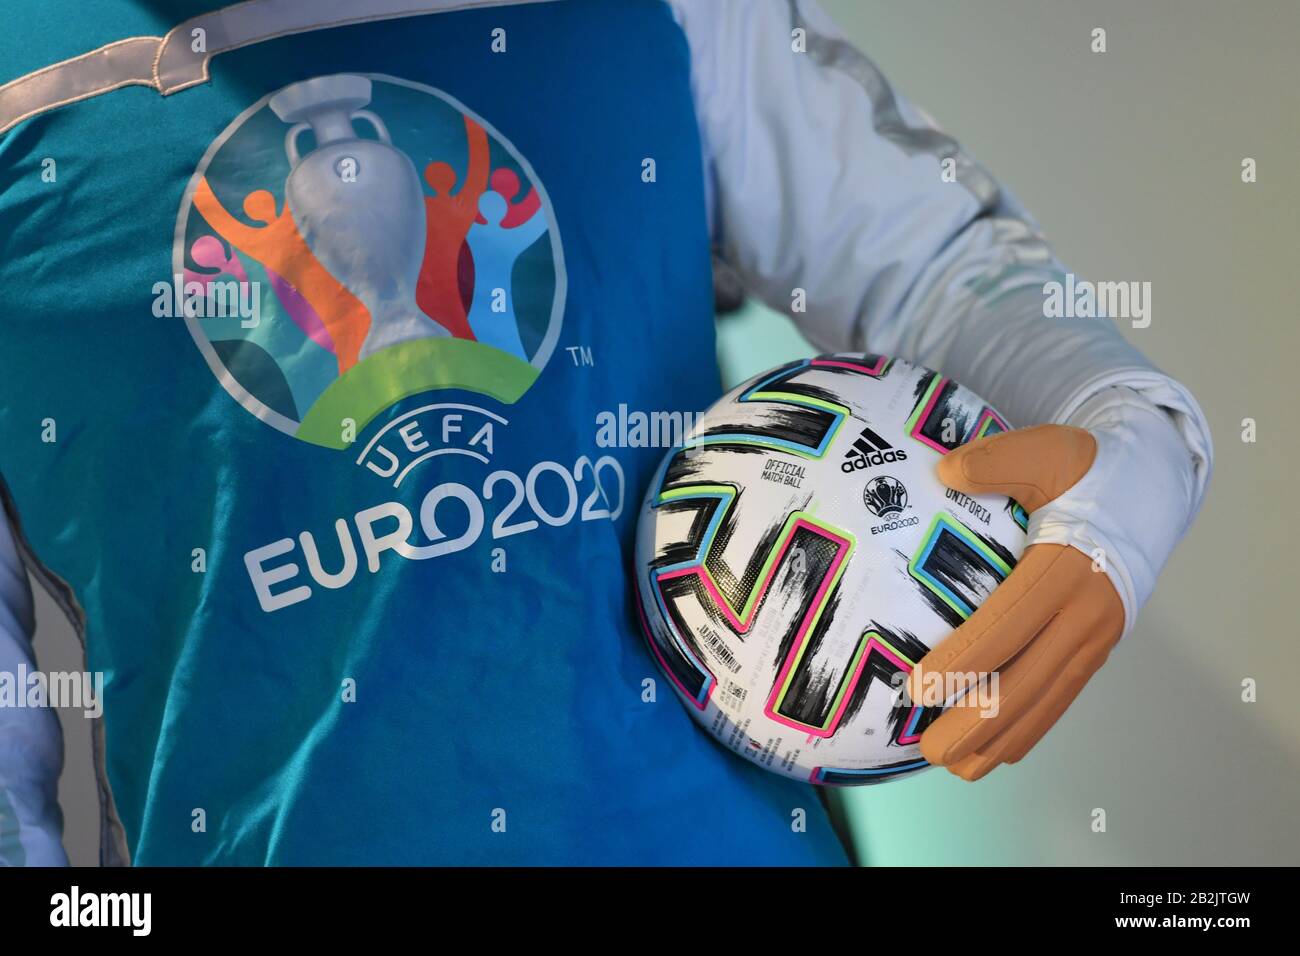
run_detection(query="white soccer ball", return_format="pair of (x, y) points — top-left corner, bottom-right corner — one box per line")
(634, 354), (1028, 785)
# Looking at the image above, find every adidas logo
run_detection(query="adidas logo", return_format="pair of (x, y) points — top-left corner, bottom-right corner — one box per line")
(841, 425), (908, 473)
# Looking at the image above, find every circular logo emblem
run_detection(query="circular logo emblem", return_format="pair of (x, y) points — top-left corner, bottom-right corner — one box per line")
(173, 73), (566, 449)
(863, 475), (908, 517)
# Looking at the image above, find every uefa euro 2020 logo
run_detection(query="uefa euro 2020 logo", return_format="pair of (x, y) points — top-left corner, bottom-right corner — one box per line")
(171, 74), (566, 457)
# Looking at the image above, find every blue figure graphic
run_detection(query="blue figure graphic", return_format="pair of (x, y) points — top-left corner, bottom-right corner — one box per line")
(465, 190), (548, 360)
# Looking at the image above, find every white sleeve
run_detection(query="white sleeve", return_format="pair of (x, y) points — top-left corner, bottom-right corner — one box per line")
(0, 502), (67, 866)
(669, 0), (1211, 519)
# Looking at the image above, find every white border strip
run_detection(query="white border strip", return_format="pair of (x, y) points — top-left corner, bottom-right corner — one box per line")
(1, 0), (559, 136)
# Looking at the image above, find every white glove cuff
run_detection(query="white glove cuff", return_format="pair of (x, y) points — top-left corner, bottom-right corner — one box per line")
(1026, 386), (1200, 639)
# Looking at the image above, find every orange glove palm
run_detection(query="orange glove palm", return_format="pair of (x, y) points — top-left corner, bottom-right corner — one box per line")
(906, 425), (1125, 781)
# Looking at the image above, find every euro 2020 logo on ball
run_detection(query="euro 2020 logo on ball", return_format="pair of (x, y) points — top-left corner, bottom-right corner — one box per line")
(172, 73), (565, 452)
(863, 476), (907, 517)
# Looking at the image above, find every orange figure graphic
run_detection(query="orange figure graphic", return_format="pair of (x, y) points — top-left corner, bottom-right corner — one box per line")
(416, 116), (490, 340)
(192, 179), (371, 374)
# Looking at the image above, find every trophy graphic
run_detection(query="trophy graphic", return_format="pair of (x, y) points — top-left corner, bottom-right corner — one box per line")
(270, 74), (444, 361)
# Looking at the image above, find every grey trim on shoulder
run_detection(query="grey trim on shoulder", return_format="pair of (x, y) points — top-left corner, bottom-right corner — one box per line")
(1, 0), (559, 136)
(0, 477), (130, 867)
(0, 37), (162, 137)
(787, 0), (1000, 207)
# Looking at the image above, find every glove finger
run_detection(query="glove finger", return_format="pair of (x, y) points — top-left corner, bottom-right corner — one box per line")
(917, 608), (1075, 767)
(945, 748), (1002, 782)
(918, 555), (1122, 766)
(991, 566), (1123, 766)
(935, 634), (1118, 780)
(996, 637), (1118, 765)
(942, 636), (1116, 782)
(906, 544), (1075, 705)
(937, 424), (1097, 512)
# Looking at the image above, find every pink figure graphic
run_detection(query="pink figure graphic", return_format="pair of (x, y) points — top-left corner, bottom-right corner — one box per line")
(186, 235), (252, 289)
(187, 236), (335, 354)
(475, 168), (540, 229)
(265, 271), (335, 355)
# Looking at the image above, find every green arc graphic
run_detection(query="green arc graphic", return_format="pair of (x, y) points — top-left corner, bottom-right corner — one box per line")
(295, 336), (539, 449)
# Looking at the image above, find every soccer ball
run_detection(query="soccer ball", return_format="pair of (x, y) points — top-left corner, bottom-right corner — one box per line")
(633, 354), (1028, 785)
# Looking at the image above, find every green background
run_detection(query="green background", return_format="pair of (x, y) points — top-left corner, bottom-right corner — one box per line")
(709, 0), (1300, 866)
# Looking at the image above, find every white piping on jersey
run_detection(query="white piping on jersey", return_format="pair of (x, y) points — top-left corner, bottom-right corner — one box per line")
(0, 36), (162, 137)
(0, 0), (561, 136)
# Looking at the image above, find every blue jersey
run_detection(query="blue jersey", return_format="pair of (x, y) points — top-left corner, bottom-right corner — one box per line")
(0, 0), (850, 864)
